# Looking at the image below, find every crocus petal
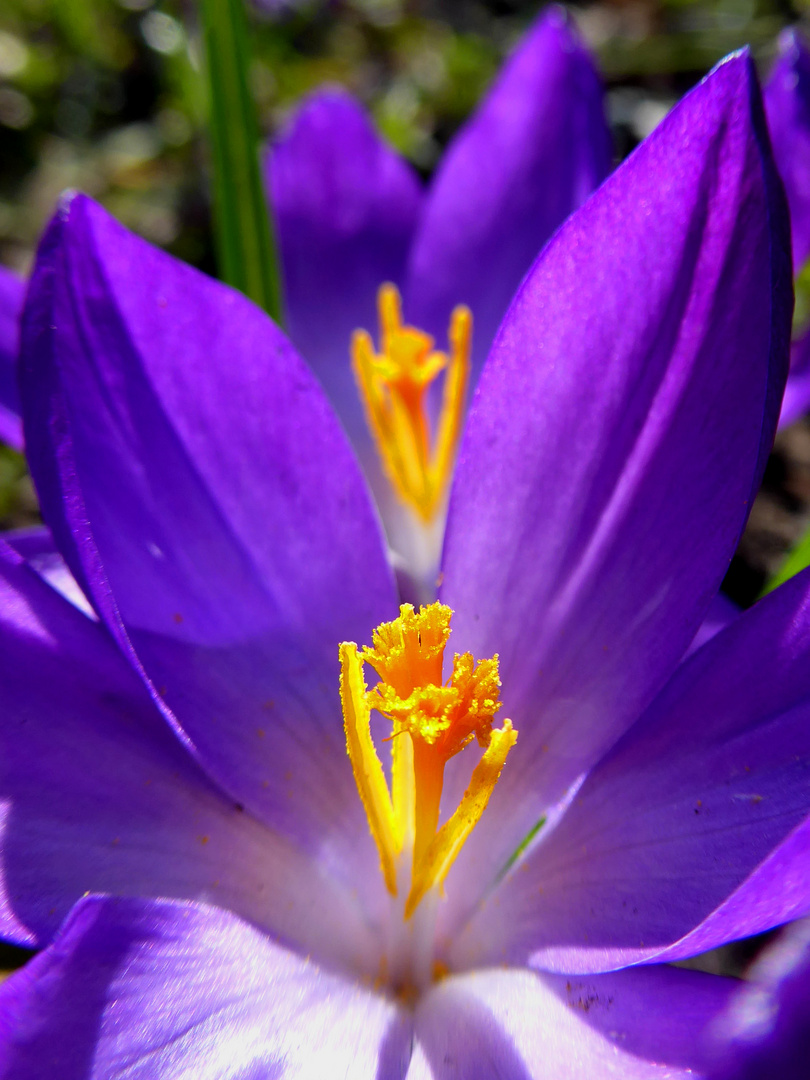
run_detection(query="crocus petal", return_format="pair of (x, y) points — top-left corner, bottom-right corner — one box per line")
(0, 896), (410, 1079)
(3, 524), (95, 617)
(764, 29), (810, 269)
(408, 965), (735, 1079)
(453, 566), (810, 975)
(19, 193), (396, 908)
(708, 918), (810, 1079)
(685, 591), (740, 658)
(438, 52), (791, 930)
(266, 88), (422, 444)
(765, 30), (810, 429)
(0, 265), (24, 450)
(0, 542), (377, 971)
(778, 330), (810, 426)
(405, 5), (612, 382)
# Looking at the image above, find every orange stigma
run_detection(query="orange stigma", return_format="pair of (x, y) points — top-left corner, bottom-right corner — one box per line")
(351, 285), (471, 522)
(339, 603), (517, 918)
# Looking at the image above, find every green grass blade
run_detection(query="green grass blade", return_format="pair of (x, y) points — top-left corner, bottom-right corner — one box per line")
(793, 255), (810, 340)
(496, 815), (546, 881)
(199, 0), (283, 323)
(763, 526), (810, 596)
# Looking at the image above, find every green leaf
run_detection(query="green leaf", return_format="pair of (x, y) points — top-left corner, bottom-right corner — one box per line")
(793, 254), (810, 340)
(198, 0), (284, 323)
(763, 526), (810, 596)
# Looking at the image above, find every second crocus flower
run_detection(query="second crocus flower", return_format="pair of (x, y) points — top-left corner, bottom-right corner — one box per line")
(267, 7), (612, 586)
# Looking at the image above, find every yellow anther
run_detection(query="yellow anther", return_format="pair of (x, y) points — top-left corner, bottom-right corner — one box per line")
(352, 284), (471, 522)
(339, 603), (517, 918)
(368, 651), (501, 760)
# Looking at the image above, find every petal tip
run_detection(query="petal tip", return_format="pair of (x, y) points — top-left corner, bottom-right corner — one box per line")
(537, 4), (570, 32)
(529, 3), (593, 59)
(777, 25), (808, 62)
(50, 191), (110, 249)
(56, 188), (80, 219)
(704, 47), (752, 91)
(273, 84), (368, 148)
(55, 188), (100, 226)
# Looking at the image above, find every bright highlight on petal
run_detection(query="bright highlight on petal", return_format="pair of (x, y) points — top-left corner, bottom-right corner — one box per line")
(352, 285), (471, 522)
(340, 603), (517, 919)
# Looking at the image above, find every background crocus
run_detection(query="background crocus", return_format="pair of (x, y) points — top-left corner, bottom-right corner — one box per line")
(266, 6), (612, 579)
(0, 8), (611, 589)
(0, 267), (23, 452)
(267, 5), (611, 401)
(0, 51), (808, 1078)
(764, 28), (810, 426)
(708, 919), (810, 1079)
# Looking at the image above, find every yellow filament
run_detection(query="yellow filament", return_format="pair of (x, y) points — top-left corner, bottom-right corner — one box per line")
(339, 603), (517, 918)
(405, 721), (517, 918)
(340, 642), (400, 894)
(351, 285), (471, 522)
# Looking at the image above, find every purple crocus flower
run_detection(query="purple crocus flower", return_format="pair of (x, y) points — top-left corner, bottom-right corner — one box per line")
(0, 52), (807, 1078)
(268, 6), (610, 398)
(266, 7), (612, 579)
(708, 920), (810, 1079)
(765, 28), (810, 426)
(0, 267), (24, 451)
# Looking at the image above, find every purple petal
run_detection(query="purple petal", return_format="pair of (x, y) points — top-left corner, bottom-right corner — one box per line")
(437, 51), (791, 933)
(778, 331), (810, 426)
(0, 542), (377, 968)
(19, 193), (396, 901)
(708, 919), (810, 1079)
(410, 964), (735, 1078)
(266, 88), (422, 446)
(3, 525), (95, 617)
(765, 29), (810, 270)
(452, 566), (810, 975)
(685, 591), (740, 658)
(0, 265), (24, 450)
(765, 30), (810, 430)
(0, 895), (409, 1079)
(405, 6), (612, 382)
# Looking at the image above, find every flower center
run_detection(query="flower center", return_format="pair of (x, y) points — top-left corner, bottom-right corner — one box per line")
(339, 603), (517, 923)
(351, 285), (471, 522)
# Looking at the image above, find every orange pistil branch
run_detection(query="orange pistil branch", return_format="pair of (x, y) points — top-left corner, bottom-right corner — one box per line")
(351, 284), (471, 522)
(339, 603), (517, 919)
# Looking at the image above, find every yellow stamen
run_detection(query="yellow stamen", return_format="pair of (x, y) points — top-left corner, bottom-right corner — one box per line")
(405, 721), (517, 918)
(351, 285), (471, 522)
(340, 642), (400, 894)
(339, 603), (517, 918)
